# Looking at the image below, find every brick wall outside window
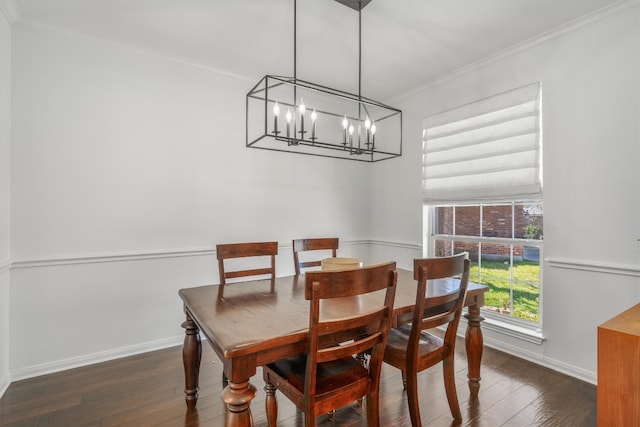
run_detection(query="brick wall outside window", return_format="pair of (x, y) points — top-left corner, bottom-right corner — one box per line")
(435, 204), (543, 261)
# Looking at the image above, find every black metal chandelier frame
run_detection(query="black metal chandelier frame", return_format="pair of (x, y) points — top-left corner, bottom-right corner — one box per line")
(245, 0), (403, 162)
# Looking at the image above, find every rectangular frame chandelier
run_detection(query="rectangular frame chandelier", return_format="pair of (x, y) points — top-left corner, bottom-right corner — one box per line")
(245, 0), (402, 162)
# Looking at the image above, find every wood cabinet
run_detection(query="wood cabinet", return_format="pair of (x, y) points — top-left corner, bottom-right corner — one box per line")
(598, 303), (640, 426)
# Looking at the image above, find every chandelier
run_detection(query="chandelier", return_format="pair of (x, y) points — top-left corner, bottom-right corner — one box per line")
(246, 0), (402, 162)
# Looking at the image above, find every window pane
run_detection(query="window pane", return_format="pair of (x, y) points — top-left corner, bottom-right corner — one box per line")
(480, 278), (512, 315)
(520, 203), (544, 240)
(433, 239), (455, 257)
(513, 281), (540, 323)
(482, 204), (513, 238)
(434, 206), (454, 234)
(480, 241), (512, 261)
(455, 206), (481, 237)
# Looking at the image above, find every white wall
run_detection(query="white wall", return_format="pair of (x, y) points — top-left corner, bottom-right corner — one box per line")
(0, 3), (11, 397)
(8, 24), (372, 377)
(370, 3), (640, 383)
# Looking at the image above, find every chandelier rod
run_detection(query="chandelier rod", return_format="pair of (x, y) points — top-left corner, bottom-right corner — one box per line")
(294, 0), (297, 101)
(292, 0), (364, 101)
(358, 5), (362, 100)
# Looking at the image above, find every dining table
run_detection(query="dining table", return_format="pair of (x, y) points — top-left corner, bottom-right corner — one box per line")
(179, 268), (488, 426)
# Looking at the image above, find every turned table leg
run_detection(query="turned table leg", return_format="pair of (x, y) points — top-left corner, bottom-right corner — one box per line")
(222, 379), (257, 427)
(182, 312), (202, 409)
(464, 303), (485, 399)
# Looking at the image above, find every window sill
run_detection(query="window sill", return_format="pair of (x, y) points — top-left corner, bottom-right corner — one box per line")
(480, 312), (545, 345)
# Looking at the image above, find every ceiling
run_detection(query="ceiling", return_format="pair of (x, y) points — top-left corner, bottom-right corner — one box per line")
(11, 0), (623, 100)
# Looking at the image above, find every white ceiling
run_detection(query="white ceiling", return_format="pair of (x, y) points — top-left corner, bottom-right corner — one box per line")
(11, 0), (623, 100)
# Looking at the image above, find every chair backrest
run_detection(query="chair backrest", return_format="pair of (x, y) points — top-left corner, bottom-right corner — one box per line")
(304, 261), (397, 410)
(292, 237), (339, 275)
(411, 253), (470, 347)
(216, 241), (278, 291)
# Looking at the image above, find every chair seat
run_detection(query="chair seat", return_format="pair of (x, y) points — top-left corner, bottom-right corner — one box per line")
(266, 355), (370, 397)
(385, 323), (445, 358)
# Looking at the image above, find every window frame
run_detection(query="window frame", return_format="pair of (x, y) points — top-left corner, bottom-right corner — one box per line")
(423, 202), (545, 342)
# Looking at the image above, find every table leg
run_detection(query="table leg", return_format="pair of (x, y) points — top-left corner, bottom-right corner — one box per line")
(222, 379), (257, 427)
(182, 312), (202, 409)
(464, 304), (485, 398)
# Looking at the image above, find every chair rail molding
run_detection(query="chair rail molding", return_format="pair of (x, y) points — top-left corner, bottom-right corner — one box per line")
(546, 257), (640, 277)
(0, 258), (10, 273)
(368, 239), (422, 251)
(7, 239), (373, 270)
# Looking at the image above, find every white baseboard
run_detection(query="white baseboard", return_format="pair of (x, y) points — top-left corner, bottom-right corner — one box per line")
(483, 335), (596, 385)
(0, 372), (9, 399)
(10, 335), (184, 382)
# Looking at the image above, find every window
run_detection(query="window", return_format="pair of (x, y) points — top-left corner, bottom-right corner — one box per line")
(430, 202), (543, 324)
(422, 82), (543, 329)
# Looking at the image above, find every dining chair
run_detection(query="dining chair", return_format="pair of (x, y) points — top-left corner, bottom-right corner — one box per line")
(216, 241), (278, 300)
(263, 261), (398, 427)
(292, 237), (339, 275)
(383, 252), (470, 426)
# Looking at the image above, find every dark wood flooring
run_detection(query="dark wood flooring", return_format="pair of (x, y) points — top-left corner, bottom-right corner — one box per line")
(0, 338), (596, 426)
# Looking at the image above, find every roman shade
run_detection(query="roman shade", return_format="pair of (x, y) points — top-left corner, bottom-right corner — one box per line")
(422, 82), (542, 204)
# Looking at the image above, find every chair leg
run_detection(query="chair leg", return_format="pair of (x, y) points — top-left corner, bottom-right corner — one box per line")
(356, 352), (367, 406)
(405, 370), (422, 427)
(365, 393), (381, 427)
(304, 412), (317, 427)
(264, 382), (278, 427)
(443, 356), (462, 420)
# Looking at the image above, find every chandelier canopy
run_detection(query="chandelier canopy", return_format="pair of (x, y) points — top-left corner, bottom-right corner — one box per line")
(246, 0), (402, 162)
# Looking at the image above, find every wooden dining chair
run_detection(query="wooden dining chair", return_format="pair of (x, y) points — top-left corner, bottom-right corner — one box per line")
(263, 261), (398, 427)
(216, 241), (278, 300)
(383, 252), (470, 426)
(292, 237), (339, 275)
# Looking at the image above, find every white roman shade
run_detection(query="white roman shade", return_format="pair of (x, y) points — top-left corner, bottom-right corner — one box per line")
(422, 82), (542, 204)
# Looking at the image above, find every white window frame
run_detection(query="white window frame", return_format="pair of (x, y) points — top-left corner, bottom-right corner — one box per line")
(423, 201), (545, 344)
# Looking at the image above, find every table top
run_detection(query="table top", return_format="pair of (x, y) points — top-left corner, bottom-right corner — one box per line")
(179, 268), (488, 361)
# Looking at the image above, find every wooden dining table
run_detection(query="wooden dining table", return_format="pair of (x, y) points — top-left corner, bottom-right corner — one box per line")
(179, 268), (488, 426)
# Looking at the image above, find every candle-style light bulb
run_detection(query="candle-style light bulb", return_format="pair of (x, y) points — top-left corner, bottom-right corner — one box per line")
(370, 122), (376, 148)
(298, 98), (305, 136)
(286, 109), (292, 138)
(364, 116), (371, 145)
(310, 109), (317, 140)
(342, 115), (348, 145)
(348, 124), (354, 148)
(272, 101), (280, 134)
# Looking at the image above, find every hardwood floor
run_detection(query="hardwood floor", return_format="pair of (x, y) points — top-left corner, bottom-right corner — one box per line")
(0, 339), (596, 426)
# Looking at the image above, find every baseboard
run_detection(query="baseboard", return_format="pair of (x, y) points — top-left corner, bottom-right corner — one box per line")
(483, 335), (597, 385)
(0, 372), (9, 399)
(10, 335), (184, 382)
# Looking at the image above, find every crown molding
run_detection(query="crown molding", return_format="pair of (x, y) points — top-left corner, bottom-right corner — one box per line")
(0, 0), (20, 24)
(390, 0), (639, 103)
